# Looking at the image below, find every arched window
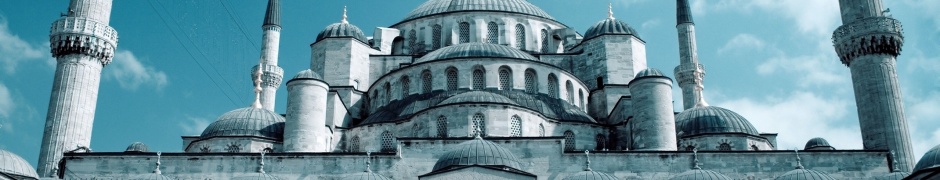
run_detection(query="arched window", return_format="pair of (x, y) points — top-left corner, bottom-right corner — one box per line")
(718, 143), (732, 151)
(422, 70), (432, 93)
(409, 30), (418, 54)
(471, 113), (486, 137)
(566, 80), (574, 103)
(384, 82), (391, 103)
(459, 22), (470, 43)
(472, 68), (485, 90)
(541, 29), (550, 53)
(538, 123), (545, 137)
(487, 22), (498, 44)
(446, 67), (458, 90)
(515, 24), (526, 50)
(563, 131), (575, 151)
(498, 67), (512, 90)
(437, 116), (448, 137)
(401, 76), (411, 97)
(524, 69), (537, 93)
(510, 115), (522, 137)
(548, 74), (559, 98)
(381, 131), (395, 152)
(595, 134), (606, 151)
(350, 136), (360, 152)
(578, 90), (585, 108)
(432, 24), (442, 50)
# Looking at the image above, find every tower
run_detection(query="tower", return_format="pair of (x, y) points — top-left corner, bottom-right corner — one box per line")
(252, 0), (285, 111)
(284, 69), (331, 152)
(674, 0), (706, 110)
(39, 0), (118, 176)
(628, 68), (677, 150)
(833, 0), (913, 171)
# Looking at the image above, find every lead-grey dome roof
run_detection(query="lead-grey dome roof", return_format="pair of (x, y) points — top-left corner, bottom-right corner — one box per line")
(417, 43), (538, 63)
(584, 18), (638, 40)
(676, 106), (760, 138)
(292, 69), (321, 80)
(342, 172), (392, 180)
(400, 0), (554, 24)
(0, 149), (39, 179)
(670, 169), (733, 180)
(316, 22), (367, 43)
(774, 168), (835, 180)
(439, 91), (519, 105)
(432, 137), (522, 171)
(563, 171), (619, 180)
(804, 137), (835, 150)
(914, 144), (940, 175)
(232, 173), (281, 180)
(201, 107), (285, 141)
(125, 142), (149, 152)
(130, 174), (175, 180)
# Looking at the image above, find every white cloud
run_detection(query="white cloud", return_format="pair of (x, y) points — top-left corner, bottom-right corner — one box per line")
(714, 91), (862, 150)
(690, 0), (840, 37)
(717, 33), (766, 55)
(906, 91), (940, 161)
(178, 115), (212, 135)
(640, 19), (661, 32)
(0, 81), (12, 118)
(106, 50), (169, 91)
(0, 16), (47, 75)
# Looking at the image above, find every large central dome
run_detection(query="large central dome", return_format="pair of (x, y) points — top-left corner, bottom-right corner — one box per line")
(401, 0), (555, 23)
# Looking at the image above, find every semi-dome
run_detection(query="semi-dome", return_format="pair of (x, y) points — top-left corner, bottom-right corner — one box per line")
(432, 136), (522, 171)
(400, 0), (554, 24)
(291, 69), (322, 80)
(200, 107), (286, 141)
(439, 91), (519, 106)
(563, 171), (618, 180)
(125, 142), (149, 152)
(670, 169), (733, 180)
(774, 168), (835, 180)
(913, 144), (940, 176)
(584, 18), (639, 40)
(676, 106), (760, 138)
(804, 137), (835, 150)
(342, 172), (393, 180)
(416, 43), (538, 63)
(316, 22), (367, 43)
(0, 149), (39, 179)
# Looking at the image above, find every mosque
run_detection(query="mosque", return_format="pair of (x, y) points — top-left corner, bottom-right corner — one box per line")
(2, 0), (939, 179)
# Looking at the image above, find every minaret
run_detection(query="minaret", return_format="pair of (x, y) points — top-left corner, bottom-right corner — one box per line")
(38, 0), (118, 176)
(674, 0), (706, 110)
(252, 0), (284, 111)
(833, 0), (913, 171)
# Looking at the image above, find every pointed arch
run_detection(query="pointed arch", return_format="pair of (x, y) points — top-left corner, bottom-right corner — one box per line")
(566, 80), (574, 103)
(350, 136), (360, 152)
(538, 123), (545, 137)
(564, 130), (575, 151)
(471, 113), (486, 137)
(498, 66), (512, 90)
(446, 67), (459, 90)
(401, 76), (411, 97)
(432, 24), (442, 50)
(524, 69), (537, 93)
(472, 67), (486, 90)
(595, 134), (606, 150)
(548, 74), (559, 98)
(437, 116), (448, 137)
(578, 89), (585, 108)
(422, 70), (433, 93)
(487, 22), (499, 44)
(541, 29), (550, 53)
(380, 131), (395, 152)
(409, 30), (419, 54)
(515, 24), (526, 50)
(459, 22), (470, 43)
(510, 115), (522, 137)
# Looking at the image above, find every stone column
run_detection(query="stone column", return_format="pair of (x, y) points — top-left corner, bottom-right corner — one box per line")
(629, 70), (677, 150)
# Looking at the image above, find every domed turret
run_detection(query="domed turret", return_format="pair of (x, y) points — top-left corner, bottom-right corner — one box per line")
(0, 149), (39, 179)
(432, 136), (522, 171)
(200, 107), (286, 141)
(584, 5), (638, 41)
(125, 142), (149, 152)
(804, 137), (835, 150)
(316, 6), (367, 43)
(629, 68), (677, 151)
(284, 69), (331, 152)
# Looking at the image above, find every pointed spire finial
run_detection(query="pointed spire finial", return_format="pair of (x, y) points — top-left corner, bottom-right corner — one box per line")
(890, 151), (900, 172)
(258, 152), (266, 173)
(154, 152), (162, 174)
(583, 150), (592, 171)
(473, 126), (482, 139)
(252, 60), (264, 109)
(365, 151), (373, 172)
(608, 2), (615, 20)
(341, 6), (349, 24)
(692, 148), (701, 169)
(794, 149), (804, 169)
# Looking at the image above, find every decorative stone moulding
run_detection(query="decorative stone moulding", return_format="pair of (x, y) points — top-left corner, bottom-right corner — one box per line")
(832, 17), (904, 66)
(252, 64), (285, 88)
(49, 17), (119, 66)
(674, 63), (705, 85)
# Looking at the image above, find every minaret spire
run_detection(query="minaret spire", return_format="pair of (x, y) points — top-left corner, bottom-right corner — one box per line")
(254, 0), (284, 111)
(677, 0), (694, 25)
(674, 0), (707, 110)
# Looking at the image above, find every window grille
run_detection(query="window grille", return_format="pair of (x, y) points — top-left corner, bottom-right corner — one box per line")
(548, 74), (559, 98)
(515, 24), (526, 49)
(472, 69), (485, 90)
(719, 143), (732, 151)
(524, 69), (537, 93)
(226, 142), (241, 153)
(437, 116), (448, 137)
(351, 136), (360, 152)
(564, 131), (575, 151)
(409, 30), (418, 54)
(510, 115), (522, 137)
(459, 22), (470, 43)
(595, 134), (606, 150)
(432, 25), (442, 50)
(446, 68), (458, 90)
(487, 22), (498, 44)
(381, 131), (395, 152)
(422, 71), (432, 93)
(471, 113), (486, 136)
(538, 124), (545, 137)
(541, 29), (550, 52)
(498, 68), (512, 90)
(401, 76), (410, 97)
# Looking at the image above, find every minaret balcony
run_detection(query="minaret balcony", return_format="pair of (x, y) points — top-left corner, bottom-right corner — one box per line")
(832, 17), (904, 66)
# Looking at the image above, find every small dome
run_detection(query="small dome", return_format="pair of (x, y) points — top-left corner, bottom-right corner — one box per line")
(125, 142), (149, 152)
(439, 91), (519, 106)
(130, 174), (174, 180)
(803, 137), (835, 150)
(584, 18), (638, 40)
(432, 137), (522, 171)
(416, 43), (538, 63)
(670, 169), (733, 180)
(0, 149), (39, 179)
(914, 144), (940, 175)
(676, 106), (760, 138)
(342, 172), (393, 180)
(400, 0), (554, 24)
(291, 69), (322, 80)
(201, 107), (286, 141)
(877, 171), (911, 180)
(774, 168), (835, 180)
(563, 171), (618, 180)
(636, 68), (666, 78)
(316, 22), (367, 43)
(232, 173), (281, 180)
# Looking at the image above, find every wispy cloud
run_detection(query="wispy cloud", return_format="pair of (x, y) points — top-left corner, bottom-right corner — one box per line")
(0, 16), (48, 75)
(178, 115), (213, 135)
(690, 0), (840, 37)
(717, 33), (766, 56)
(0, 81), (12, 119)
(106, 50), (169, 91)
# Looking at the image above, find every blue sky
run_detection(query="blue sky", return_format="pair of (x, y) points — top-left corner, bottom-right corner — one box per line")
(0, 0), (938, 168)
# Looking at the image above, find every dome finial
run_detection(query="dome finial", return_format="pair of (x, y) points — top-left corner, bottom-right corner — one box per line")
(608, 2), (615, 20)
(258, 152), (266, 174)
(154, 152), (162, 174)
(252, 59), (264, 109)
(794, 149), (804, 169)
(890, 151), (900, 172)
(365, 151), (372, 172)
(692, 148), (702, 169)
(473, 126), (483, 139)
(341, 6), (349, 24)
(583, 150), (592, 171)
